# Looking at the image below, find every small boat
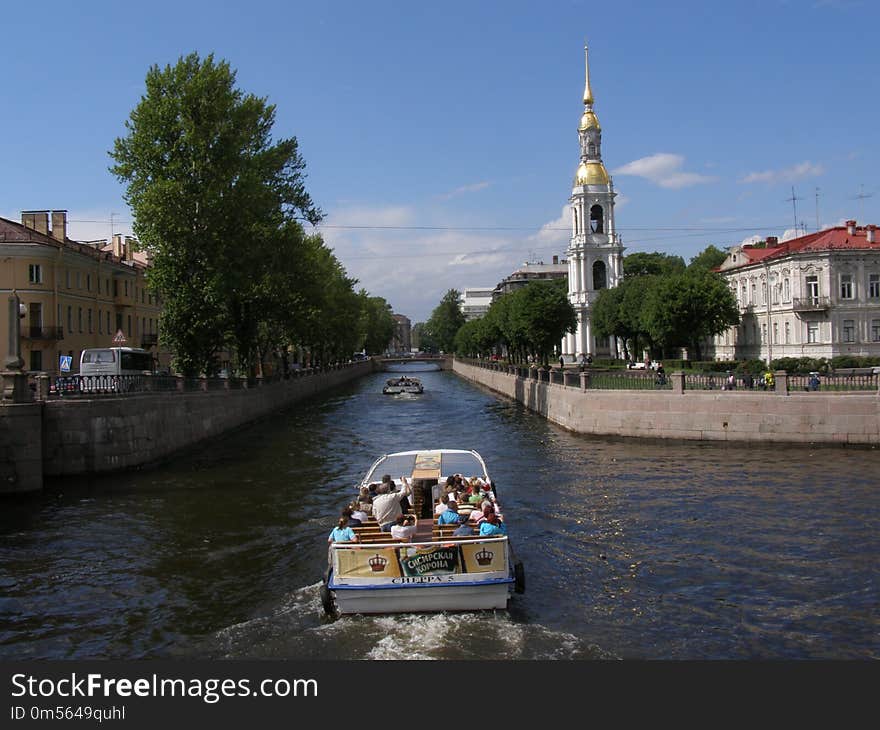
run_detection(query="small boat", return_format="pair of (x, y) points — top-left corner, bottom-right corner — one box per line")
(382, 376), (424, 394)
(321, 449), (524, 616)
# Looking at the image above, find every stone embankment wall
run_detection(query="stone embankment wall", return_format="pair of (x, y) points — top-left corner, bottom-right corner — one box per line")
(453, 359), (880, 445)
(1, 362), (371, 494)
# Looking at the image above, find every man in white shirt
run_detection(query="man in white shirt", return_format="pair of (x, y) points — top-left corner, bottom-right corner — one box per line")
(372, 477), (413, 532)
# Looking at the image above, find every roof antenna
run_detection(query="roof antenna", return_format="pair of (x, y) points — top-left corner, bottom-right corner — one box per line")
(852, 184), (873, 222)
(784, 186), (802, 232)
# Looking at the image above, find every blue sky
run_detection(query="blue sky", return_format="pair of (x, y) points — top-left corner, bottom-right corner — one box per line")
(3, 0), (878, 322)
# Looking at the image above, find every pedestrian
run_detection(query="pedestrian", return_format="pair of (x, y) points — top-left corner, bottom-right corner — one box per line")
(559, 356), (565, 370)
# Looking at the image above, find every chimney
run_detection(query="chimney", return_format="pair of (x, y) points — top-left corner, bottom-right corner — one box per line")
(124, 236), (135, 261)
(846, 220), (856, 235)
(112, 234), (124, 258)
(21, 210), (49, 235)
(50, 210), (67, 242)
(766, 236), (778, 247)
(552, 255), (559, 265)
(867, 225), (876, 244)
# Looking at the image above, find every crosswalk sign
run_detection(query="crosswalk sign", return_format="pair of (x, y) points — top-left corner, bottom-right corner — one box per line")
(59, 355), (72, 372)
(112, 329), (127, 344)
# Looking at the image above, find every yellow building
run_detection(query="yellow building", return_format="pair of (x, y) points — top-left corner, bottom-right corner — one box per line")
(0, 209), (167, 374)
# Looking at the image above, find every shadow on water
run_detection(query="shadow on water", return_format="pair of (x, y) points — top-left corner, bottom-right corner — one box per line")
(1, 366), (878, 659)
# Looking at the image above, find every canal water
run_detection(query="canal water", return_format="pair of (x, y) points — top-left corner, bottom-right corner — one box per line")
(1, 366), (877, 660)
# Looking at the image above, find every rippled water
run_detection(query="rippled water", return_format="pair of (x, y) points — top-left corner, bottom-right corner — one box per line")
(1, 366), (877, 659)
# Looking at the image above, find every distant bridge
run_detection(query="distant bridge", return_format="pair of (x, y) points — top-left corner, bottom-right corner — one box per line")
(375, 355), (451, 371)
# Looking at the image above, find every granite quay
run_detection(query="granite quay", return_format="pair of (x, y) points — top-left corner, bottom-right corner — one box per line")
(453, 358), (880, 445)
(0, 360), (373, 494)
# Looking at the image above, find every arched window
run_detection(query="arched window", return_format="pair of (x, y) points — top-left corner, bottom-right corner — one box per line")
(592, 260), (607, 290)
(590, 204), (604, 234)
(573, 208), (579, 234)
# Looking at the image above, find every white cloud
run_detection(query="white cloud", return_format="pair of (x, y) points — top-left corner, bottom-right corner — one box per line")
(780, 228), (801, 242)
(739, 234), (763, 246)
(435, 181), (491, 200)
(612, 153), (715, 189)
(528, 205), (569, 249)
(740, 161), (824, 184)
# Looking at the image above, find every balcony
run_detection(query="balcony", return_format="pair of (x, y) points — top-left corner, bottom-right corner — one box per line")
(792, 296), (830, 312)
(23, 326), (64, 341)
(141, 333), (158, 347)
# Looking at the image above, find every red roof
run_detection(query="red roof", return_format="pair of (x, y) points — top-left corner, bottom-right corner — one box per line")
(737, 224), (879, 266)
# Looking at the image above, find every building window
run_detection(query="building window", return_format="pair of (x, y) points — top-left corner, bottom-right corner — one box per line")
(29, 350), (42, 372)
(99, 310), (103, 334)
(28, 264), (43, 283)
(840, 274), (854, 300)
(761, 282), (767, 305)
(592, 260), (607, 290)
(124, 281), (129, 297)
(107, 312), (111, 334)
(590, 205), (604, 234)
(784, 321), (790, 344)
(66, 270), (71, 288)
(107, 279), (111, 295)
(750, 283), (756, 305)
(77, 307), (82, 333)
(76, 271), (81, 289)
(843, 319), (855, 343)
(807, 322), (819, 343)
(872, 320), (880, 342)
(783, 278), (790, 302)
(67, 306), (72, 333)
(116, 313), (122, 333)
(773, 322), (778, 344)
(806, 276), (819, 303)
(88, 308), (93, 334)
(57, 304), (62, 327)
(127, 315), (132, 337)
(86, 274), (92, 292)
(113, 280), (118, 297)
(761, 323), (767, 343)
(869, 274), (880, 299)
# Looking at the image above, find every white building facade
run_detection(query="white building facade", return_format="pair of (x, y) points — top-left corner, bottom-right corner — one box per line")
(461, 287), (495, 321)
(711, 221), (880, 362)
(563, 45), (624, 359)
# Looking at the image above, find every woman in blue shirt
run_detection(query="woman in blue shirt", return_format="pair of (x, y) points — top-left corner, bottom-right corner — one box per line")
(328, 516), (358, 543)
(478, 512), (507, 537)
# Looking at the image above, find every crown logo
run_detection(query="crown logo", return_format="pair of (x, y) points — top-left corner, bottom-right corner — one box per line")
(368, 554), (388, 572)
(475, 548), (494, 566)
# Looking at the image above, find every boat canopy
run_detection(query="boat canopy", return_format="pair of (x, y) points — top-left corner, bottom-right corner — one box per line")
(363, 450), (487, 484)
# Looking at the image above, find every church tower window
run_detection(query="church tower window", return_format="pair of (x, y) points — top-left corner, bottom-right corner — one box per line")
(590, 204), (604, 233)
(593, 260), (607, 290)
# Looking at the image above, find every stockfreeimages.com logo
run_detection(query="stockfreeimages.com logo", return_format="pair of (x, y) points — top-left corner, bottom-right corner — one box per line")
(11, 673), (317, 704)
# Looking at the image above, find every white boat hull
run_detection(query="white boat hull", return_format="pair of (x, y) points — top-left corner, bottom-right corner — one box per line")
(331, 579), (513, 614)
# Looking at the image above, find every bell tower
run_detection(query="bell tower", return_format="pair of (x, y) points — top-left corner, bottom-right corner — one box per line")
(564, 45), (624, 359)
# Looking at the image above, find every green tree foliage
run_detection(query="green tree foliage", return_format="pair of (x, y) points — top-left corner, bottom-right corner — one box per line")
(425, 289), (466, 353)
(411, 322), (437, 353)
(591, 279), (648, 361)
(360, 293), (396, 355)
(111, 53), (384, 375)
(688, 245), (728, 272)
(623, 252), (686, 278)
(642, 269), (740, 360)
(450, 280), (576, 366)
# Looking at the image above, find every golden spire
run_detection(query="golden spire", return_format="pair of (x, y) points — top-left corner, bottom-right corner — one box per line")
(583, 44), (594, 107)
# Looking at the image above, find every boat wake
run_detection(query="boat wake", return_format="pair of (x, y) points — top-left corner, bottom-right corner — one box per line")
(203, 583), (615, 660)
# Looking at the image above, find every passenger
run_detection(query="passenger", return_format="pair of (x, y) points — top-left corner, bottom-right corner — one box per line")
(437, 500), (462, 525)
(349, 501), (369, 524)
(328, 516), (358, 544)
(452, 514), (474, 536)
(434, 494), (450, 515)
(372, 479), (413, 532)
(469, 500), (494, 525)
(341, 505), (361, 527)
(357, 488), (373, 516)
(390, 514), (418, 542)
(479, 511), (507, 537)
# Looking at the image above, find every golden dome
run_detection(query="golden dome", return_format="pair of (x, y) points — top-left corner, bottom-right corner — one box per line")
(574, 161), (610, 186)
(579, 110), (601, 131)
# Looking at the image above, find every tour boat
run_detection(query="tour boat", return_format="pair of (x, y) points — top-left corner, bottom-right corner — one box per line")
(321, 449), (524, 616)
(382, 376), (424, 394)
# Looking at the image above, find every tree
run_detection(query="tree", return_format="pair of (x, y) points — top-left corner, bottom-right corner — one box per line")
(507, 280), (577, 367)
(624, 252), (686, 278)
(411, 322), (437, 353)
(425, 289), (465, 353)
(689, 245), (728, 272)
(110, 52), (322, 375)
(642, 269), (740, 360)
(360, 293), (396, 355)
